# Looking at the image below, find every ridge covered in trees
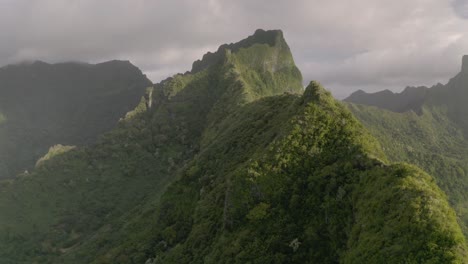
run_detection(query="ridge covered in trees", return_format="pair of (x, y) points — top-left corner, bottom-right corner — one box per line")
(0, 30), (466, 263)
(0, 60), (152, 178)
(346, 55), (468, 240)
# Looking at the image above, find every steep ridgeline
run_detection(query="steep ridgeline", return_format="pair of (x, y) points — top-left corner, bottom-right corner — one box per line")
(135, 82), (466, 264)
(0, 30), (466, 263)
(0, 60), (152, 178)
(345, 56), (468, 237)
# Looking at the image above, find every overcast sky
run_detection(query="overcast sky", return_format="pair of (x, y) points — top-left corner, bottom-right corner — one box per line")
(1, 0), (468, 98)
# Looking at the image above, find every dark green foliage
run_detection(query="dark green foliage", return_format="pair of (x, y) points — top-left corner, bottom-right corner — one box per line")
(0, 60), (152, 178)
(0, 29), (304, 263)
(348, 103), (468, 237)
(0, 30), (465, 263)
(345, 164), (466, 263)
(138, 82), (465, 264)
(346, 55), (468, 242)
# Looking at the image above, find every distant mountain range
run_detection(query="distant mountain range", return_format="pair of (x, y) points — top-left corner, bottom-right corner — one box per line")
(346, 55), (468, 122)
(0, 60), (151, 178)
(0, 30), (467, 263)
(346, 54), (468, 248)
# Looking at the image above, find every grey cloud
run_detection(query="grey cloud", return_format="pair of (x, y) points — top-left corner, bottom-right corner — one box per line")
(1, 0), (468, 98)
(453, 0), (468, 18)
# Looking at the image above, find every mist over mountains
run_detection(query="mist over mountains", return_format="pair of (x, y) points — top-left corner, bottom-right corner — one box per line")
(345, 55), (468, 113)
(0, 60), (151, 178)
(1, 29), (468, 263)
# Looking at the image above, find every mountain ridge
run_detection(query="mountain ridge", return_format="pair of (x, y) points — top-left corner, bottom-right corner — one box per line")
(191, 29), (287, 73)
(0, 60), (152, 178)
(345, 54), (468, 245)
(0, 30), (466, 263)
(345, 56), (468, 113)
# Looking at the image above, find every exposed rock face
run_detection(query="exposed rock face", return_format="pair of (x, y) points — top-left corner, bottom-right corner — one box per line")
(191, 29), (289, 73)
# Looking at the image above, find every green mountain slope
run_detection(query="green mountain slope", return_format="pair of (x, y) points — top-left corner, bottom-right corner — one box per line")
(0, 60), (152, 178)
(0, 30), (465, 263)
(345, 56), (468, 237)
(134, 82), (466, 264)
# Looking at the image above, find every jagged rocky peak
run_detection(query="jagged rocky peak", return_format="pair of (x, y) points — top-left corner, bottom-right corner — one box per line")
(218, 29), (287, 55)
(191, 29), (289, 73)
(158, 29), (303, 104)
(227, 29), (286, 50)
(303, 80), (331, 103)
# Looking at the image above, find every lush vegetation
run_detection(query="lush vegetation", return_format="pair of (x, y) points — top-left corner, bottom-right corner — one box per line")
(136, 82), (466, 264)
(0, 30), (466, 263)
(0, 60), (151, 178)
(346, 58), (468, 237)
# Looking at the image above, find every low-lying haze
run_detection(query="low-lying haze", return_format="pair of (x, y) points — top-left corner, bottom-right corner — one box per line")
(1, 0), (468, 98)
